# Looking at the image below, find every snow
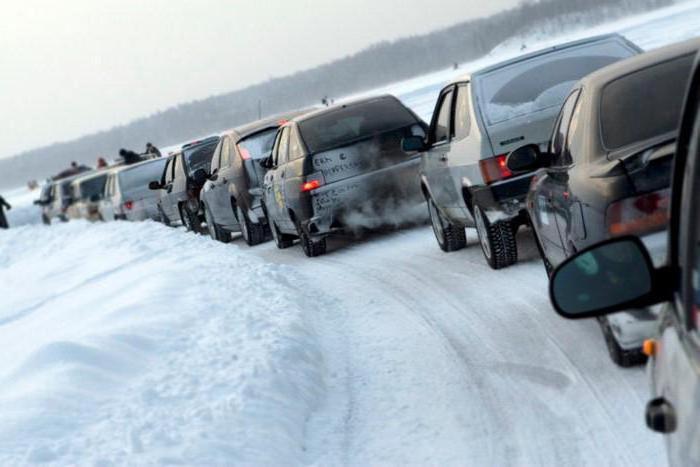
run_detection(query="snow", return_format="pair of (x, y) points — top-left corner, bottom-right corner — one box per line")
(3, 2), (700, 465)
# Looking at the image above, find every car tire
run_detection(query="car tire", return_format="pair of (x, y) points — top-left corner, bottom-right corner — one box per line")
(300, 231), (327, 258)
(474, 205), (518, 270)
(598, 316), (648, 367)
(271, 221), (294, 249)
(180, 204), (203, 234)
(205, 205), (230, 243)
(236, 205), (265, 246)
(427, 195), (466, 252)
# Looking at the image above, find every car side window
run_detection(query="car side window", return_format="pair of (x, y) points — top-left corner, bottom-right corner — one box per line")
(430, 88), (454, 144)
(162, 158), (173, 184)
(289, 126), (304, 161)
(453, 84), (471, 141)
(550, 89), (581, 167)
(277, 127), (290, 165)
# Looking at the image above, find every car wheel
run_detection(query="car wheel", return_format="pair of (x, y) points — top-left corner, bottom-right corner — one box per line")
(236, 204), (265, 246)
(180, 204), (203, 234)
(598, 316), (648, 367)
(271, 221), (294, 249)
(205, 205), (230, 243)
(300, 231), (327, 258)
(427, 195), (466, 252)
(473, 205), (518, 270)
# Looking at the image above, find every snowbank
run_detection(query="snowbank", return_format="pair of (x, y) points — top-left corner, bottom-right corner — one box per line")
(3, 186), (42, 228)
(0, 222), (330, 465)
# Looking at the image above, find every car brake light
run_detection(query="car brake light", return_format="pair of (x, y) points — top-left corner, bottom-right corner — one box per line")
(606, 188), (670, 236)
(479, 154), (514, 184)
(301, 179), (322, 192)
(124, 200), (134, 210)
(238, 145), (251, 160)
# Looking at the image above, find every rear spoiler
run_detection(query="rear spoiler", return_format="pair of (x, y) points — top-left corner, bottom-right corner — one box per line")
(590, 140), (676, 179)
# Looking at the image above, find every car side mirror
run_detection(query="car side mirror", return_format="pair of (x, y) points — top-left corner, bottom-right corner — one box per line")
(90, 194), (100, 202)
(549, 236), (668, 319)
(209, 168), (219, 181)
(506, 145), (545, 173)
(402, 135), (427, 153)
(148, 181), (162, 190)
(192, 168), (208, 186)
(33, 200), (44, 206)
(259, 157), (273, 169)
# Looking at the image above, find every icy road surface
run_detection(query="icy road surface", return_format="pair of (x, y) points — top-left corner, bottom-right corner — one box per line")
(3, 2), (700, 464)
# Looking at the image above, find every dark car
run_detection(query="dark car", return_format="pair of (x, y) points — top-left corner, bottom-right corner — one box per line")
(509, 37), (699, 365)
(548, 50), (700, 465)
(149, 136), (219, 231)
(200, 110), (313, 245)
(404, 34), (640, 269)
(35, 182), (54, 225)
(262, 95), (427, 257)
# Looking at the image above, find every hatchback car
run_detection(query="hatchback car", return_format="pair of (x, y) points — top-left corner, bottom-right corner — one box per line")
(548, 51), (700, 465)
(404, 34), (640, 269)
(509, 37), (699, 365)
(100, 158), (168, 222)
(150, 136), (219, 231)
(201, 110), (312, 245)
(262, 95), (427, 257)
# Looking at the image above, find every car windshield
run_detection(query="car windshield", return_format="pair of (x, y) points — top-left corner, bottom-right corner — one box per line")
(476, 39), (637, 125)
(299, 98), (419, 153)
(120, 159), (168, 193)
(600, 53), (695, 151)
(78, 175), (107, 199)
(184, 141), (219, 173)
(238, 128), (278, 160)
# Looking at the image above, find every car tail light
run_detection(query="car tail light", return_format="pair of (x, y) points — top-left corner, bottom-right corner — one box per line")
(606, 188), (670, 236)
(124, 200), (134, 210)
(479, 154), (514, 184)
(301, 179), (322, 192)
(238, 145), (251, 160)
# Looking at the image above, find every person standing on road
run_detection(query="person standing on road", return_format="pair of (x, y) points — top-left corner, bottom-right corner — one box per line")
(0, 195), (12, 229)
(145, 142), (162, 158)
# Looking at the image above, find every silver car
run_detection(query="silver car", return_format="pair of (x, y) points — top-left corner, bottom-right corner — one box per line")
(100, 158), (168, 222)
(406, 33), (640, 269)
(67, 171), (109, 221)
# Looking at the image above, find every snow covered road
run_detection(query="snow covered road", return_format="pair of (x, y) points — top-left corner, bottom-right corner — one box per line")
(4, 2), (700, 464)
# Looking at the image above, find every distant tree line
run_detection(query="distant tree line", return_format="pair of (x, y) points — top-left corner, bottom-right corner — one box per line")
(0, 0), (673, 189)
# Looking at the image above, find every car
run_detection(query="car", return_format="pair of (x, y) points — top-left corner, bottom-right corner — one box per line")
(100, 158), (169, 222)
(508, 37), (700, 366)
(262, 95), (427, 257)
(34, 182), (55, 225)
(404, 34), (640, 269)
(548, 49), (700, 465)
(67, 171), (109, 221)
(149, 136), (219, 231)
(41, 173), (90, 224)
(200, 110), (313, 245)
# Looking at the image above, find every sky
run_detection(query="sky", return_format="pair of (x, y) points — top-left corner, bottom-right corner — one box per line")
(0, 0), (519, 159)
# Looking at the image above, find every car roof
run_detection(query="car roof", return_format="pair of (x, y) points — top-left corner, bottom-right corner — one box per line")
(577, 36), (700, 89)
(449, 33), (635, 85)
(71, 170), (109, 185)
(226, 108), (319, 140)
(290, 95), (401, 124)
(114, 157), (167, 174)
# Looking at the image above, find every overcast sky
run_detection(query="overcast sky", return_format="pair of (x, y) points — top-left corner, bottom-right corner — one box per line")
(0, 0), (519, 159)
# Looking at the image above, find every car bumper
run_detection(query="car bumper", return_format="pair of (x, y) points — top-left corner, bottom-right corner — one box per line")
(471, 173), (534, 223)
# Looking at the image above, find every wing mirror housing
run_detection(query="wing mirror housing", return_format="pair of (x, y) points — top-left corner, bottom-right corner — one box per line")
(148, 181), (162, 191)
(506, 145), (549, 173)
(259, 157), (273, 169)
(402, 135), (427, 153)
(549, 236), (671, 320)
(192, 168), (208, 186)
(89, 194), (100, 203)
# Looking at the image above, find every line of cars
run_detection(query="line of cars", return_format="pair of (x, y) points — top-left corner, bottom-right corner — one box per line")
(33, 32), (700, 463)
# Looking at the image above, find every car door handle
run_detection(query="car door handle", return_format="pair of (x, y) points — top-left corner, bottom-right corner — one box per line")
(646, 398), (677, 434)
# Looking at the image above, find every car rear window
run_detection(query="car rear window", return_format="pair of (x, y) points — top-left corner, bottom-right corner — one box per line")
(120, 158), (168, 193)
(238, 128), (278, 160)
(600, 53), (694, 151)
(299, 98), (419, 153)
(184, 140), (219, 173)
(476, 39), (637, 125)
(79, 175), (107, 199)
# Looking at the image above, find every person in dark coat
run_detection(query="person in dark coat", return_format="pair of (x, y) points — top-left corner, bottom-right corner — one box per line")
(0, 195), (12, 229)
(145, 143), (162, 158)
(119, 149), (143, 165)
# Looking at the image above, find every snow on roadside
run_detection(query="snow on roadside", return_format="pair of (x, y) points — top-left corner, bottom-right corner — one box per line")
(0, 221), (332, 465)
(3, 186), (42, 228)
